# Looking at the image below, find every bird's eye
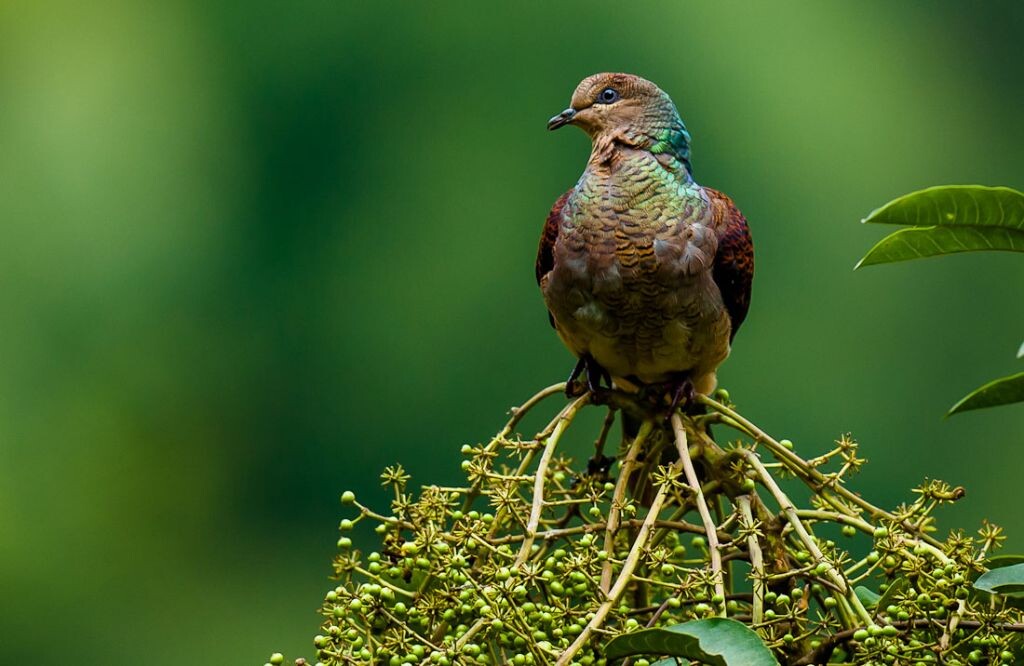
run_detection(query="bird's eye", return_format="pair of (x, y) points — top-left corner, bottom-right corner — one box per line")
(598, 87), (619, 104)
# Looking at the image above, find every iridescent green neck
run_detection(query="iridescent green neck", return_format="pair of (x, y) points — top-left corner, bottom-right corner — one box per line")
(645, 121), (692, 175)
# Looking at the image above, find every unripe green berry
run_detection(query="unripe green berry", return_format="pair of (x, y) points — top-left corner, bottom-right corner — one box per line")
(270, 654), (284, 665)
(340, 491), (356, 505)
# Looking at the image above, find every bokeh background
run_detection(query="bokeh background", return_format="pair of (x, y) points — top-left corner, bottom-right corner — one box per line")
(2, 1), (1023, 663)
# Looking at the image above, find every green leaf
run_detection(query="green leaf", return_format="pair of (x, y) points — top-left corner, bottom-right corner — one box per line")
(855, 185), (1024, 267)
(862, 185), (1024, 227)
(604, 618), (779, 665)
(855, 586), (881, 608)
(946, 372), (1024, 416)
(986, 555), (1024, 569)
(1018, 340), (1023, 359)
(973, 562), (1024, 598)
(875, 578), (908, 611)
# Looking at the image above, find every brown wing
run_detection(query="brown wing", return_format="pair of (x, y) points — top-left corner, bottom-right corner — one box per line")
(706, 188), (754, 342)
(536, 190), (571, 328)
(536, 190), (571, 285)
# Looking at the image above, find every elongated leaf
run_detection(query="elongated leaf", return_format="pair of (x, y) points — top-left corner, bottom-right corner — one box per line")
(986, 555), (1024, 569)
(876, 578), (908, 611)
(855, 586), (881, 608)
(974, 562), (1024, 598)
(855, 185), (1024, 267)
(604, 617), (778, 665)
(947, 372), (1024, 416)
(863, 185), (1024, 228)
(856, 225), (1024, 267)
(1018, 340), (1023, 359)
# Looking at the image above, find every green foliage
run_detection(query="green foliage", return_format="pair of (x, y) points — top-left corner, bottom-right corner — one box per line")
(853, 586), (881, 609)
(947, 372), (1024, 417)
(603, 618), (778, 665)
(272, 386), (1024, 665)
(858, 185), (1024, 416)
(855, 185), (1024, 268)
(975, 563), (1024, 598)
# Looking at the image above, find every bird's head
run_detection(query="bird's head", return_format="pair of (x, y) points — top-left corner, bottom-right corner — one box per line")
(548, 73), (691, 171)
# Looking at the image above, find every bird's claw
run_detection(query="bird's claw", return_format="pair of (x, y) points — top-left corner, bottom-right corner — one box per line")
(664, 377), (695, 421)
(565, 354), (612, 401)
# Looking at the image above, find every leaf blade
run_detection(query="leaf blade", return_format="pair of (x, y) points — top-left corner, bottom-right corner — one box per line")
(855, 586), (881, 608)
(862, 185), (1024, 229)
(974, 562), (1024, 598)
(604, 618), (778, 665)
(947, 372), (1024, 416)
(855, 225), (1024, 268)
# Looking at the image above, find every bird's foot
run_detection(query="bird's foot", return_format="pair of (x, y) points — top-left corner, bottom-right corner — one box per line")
(565, 357), (588, 398)
(664, 376), (695, 420)
(565, 354), (612, 402)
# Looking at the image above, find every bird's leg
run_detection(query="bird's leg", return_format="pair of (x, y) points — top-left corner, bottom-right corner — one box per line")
(665, 375), (695, 418)
(565, 354), (612, 400)
(584, 354), (612, 404)
(565, 356), (589, 398)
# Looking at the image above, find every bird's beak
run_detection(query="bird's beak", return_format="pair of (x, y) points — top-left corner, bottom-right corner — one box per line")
(547, 108), (576, 131)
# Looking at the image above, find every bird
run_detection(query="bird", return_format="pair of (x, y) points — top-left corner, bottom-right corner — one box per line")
(536, 73), (753, 408)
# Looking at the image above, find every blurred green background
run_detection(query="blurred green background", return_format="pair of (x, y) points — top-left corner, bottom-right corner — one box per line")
(2, 1), (1022, 663)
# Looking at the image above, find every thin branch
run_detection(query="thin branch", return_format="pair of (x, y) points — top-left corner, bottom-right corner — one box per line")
(736, 495), (765, 625)
(555, 454), (681, 666)
(671, 413), (726, 614)
(742, 449), (874, 627)
(600, 419), (653, 594)
(515, 395), (589, 567)
(700, 395), (946, 550)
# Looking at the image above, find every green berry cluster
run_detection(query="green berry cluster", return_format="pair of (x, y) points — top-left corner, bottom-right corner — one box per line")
(269, 386), (1023, 665)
